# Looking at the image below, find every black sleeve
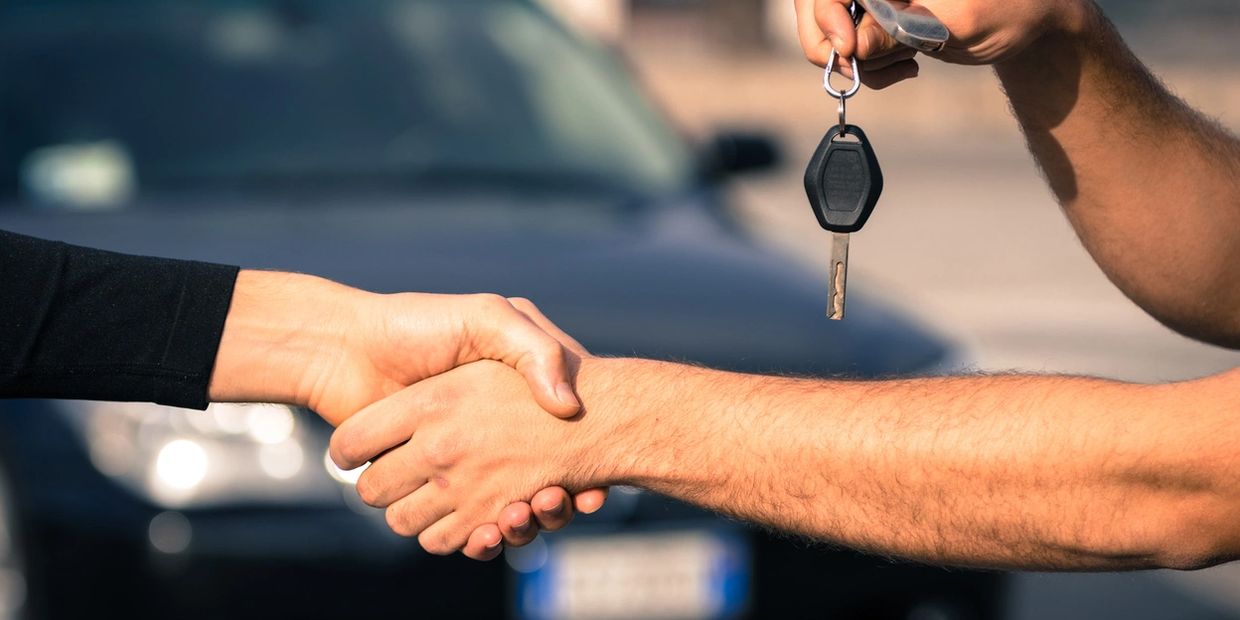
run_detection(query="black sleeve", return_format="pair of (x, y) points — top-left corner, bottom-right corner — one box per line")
(0, 230), (240, 410)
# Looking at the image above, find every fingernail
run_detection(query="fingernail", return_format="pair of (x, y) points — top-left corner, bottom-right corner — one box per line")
(828, 34), (844, 52)
(556, 382), (580, 409)
(543, 500), (565, 517)
(486, 537), (502, 550)
(865, 26), (886, 54)
(514, 519), (531, 532)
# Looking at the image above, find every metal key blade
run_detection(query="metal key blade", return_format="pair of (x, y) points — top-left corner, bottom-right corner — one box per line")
(828, 232), (850, 320)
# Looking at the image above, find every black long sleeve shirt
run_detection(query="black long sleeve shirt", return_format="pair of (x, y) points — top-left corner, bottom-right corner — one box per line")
(0, 230), (238, 410)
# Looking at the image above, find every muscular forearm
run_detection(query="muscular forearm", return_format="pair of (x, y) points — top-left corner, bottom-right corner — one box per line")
(584, 358), (1240, 570)
(995, 4), (1240, 346)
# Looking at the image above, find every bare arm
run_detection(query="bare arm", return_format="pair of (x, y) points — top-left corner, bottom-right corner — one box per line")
(334, 357), (1240, 570)
(591, 359), (1240, 570)
(799, 0), (1240, 346)
(996, 6), (1240, 347)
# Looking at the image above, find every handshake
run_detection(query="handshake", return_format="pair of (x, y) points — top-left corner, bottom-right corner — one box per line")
(211, 271), (619, 561)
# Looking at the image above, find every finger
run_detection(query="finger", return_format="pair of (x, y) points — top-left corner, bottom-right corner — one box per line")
(384, 483), (453, 538)
(854, 15), (902, 61)
(794, 0), (835, 67)
(860, 59), (920, 90)
(354, 441), (430, 508)
(573, 487), (609, 515)
(498, 502), (539, 548)
(418, 513), (471, 556)
(462, 524), (504, 562)
(530, 487), (574, 532)
(814, 0), (860, 59)
(508, 297), (589, 357)
(472, 297), (581, 419)
(860, 47), (917, 72)
(330, 387), (424, 470)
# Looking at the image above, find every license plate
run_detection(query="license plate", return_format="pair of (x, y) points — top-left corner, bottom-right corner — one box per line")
(512, 528), (750, 620)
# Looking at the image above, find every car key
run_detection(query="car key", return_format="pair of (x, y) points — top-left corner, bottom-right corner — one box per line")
(805, 125), (883, 320)
(805, 1), (883, 320)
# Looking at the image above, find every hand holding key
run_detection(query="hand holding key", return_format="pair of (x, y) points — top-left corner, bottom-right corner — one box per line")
(794, 0), (1091, 87)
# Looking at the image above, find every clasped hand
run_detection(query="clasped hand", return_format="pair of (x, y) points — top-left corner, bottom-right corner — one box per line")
(328, 297), (605, 561)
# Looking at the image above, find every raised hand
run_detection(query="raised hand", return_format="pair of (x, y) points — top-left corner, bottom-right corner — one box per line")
(793, 0), (1092, 88)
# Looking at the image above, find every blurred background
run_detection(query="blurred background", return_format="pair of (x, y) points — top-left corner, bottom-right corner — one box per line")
(0, 0), (1238, 618)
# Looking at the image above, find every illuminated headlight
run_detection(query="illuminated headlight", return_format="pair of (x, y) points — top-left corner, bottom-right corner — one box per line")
(57, 401), (350, 509)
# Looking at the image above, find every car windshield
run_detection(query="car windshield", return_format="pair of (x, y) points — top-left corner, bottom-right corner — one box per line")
(0, 0), (695, 205)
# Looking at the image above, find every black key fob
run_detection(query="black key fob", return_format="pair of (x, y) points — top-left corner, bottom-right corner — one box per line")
(804, 124), (884, 234)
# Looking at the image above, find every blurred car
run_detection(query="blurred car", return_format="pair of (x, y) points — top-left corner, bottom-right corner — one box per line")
(0, 0), (1004, 618)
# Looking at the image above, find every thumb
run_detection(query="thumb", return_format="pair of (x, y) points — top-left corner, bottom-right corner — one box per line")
(473, 297), (581, 419)
(855, 13), (902, 60)
(513, 335), (581, 419)
(508, 297), (590, 357)
(796, 0), (860, 66)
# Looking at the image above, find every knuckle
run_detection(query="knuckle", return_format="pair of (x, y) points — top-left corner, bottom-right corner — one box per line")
(953, 14), (982, 41)
(535, 338), (564, 363)
(327, 432), (358, 470)
(507, 297), (536, 312)
(385, 507), (415, 538)
(354, 475), (384, 508)
(472, 292), (510, 314)
(418, 531), (456, 556)
(420, 434), (463, 470)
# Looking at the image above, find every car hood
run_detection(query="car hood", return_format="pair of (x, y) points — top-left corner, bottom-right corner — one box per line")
(0, 194), (946, 377)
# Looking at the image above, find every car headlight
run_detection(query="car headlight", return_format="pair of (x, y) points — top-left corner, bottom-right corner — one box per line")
(56, 401), (358, 509)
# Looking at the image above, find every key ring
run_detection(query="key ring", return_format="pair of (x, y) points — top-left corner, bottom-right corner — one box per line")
(826, 50), (858, 136)
(836, 93), (847, 137)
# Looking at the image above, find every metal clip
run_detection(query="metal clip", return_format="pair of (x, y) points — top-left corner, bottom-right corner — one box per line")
(823, 0), (864, 135)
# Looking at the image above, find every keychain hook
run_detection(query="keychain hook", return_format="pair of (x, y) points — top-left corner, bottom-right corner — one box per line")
(824, 0), (863, 129)
(823, 54), (862, 101)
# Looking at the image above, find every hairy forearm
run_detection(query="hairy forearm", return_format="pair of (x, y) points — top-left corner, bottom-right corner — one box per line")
(583, 358), (1240, 570)
(995, 4), (1240, 347)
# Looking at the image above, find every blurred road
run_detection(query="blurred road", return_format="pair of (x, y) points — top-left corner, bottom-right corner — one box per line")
(621, 6), (1240, 619)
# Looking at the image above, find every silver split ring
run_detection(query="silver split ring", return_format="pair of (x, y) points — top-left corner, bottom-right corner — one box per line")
(837, 94), (847, 136)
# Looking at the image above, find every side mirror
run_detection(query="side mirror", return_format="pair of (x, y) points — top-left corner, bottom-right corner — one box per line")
(701, 130), (783, 179)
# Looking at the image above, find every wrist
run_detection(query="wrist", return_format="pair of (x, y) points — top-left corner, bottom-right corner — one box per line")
(572, 357), (716, 490)
(998, 0), (1099, 71)
(569, 357), (658, 488)
(1051, 0), (1096, 39)
(208, 270), (368, 407)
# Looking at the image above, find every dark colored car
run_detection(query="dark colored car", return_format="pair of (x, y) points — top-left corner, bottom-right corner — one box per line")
(0, 0), (1004, 618)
